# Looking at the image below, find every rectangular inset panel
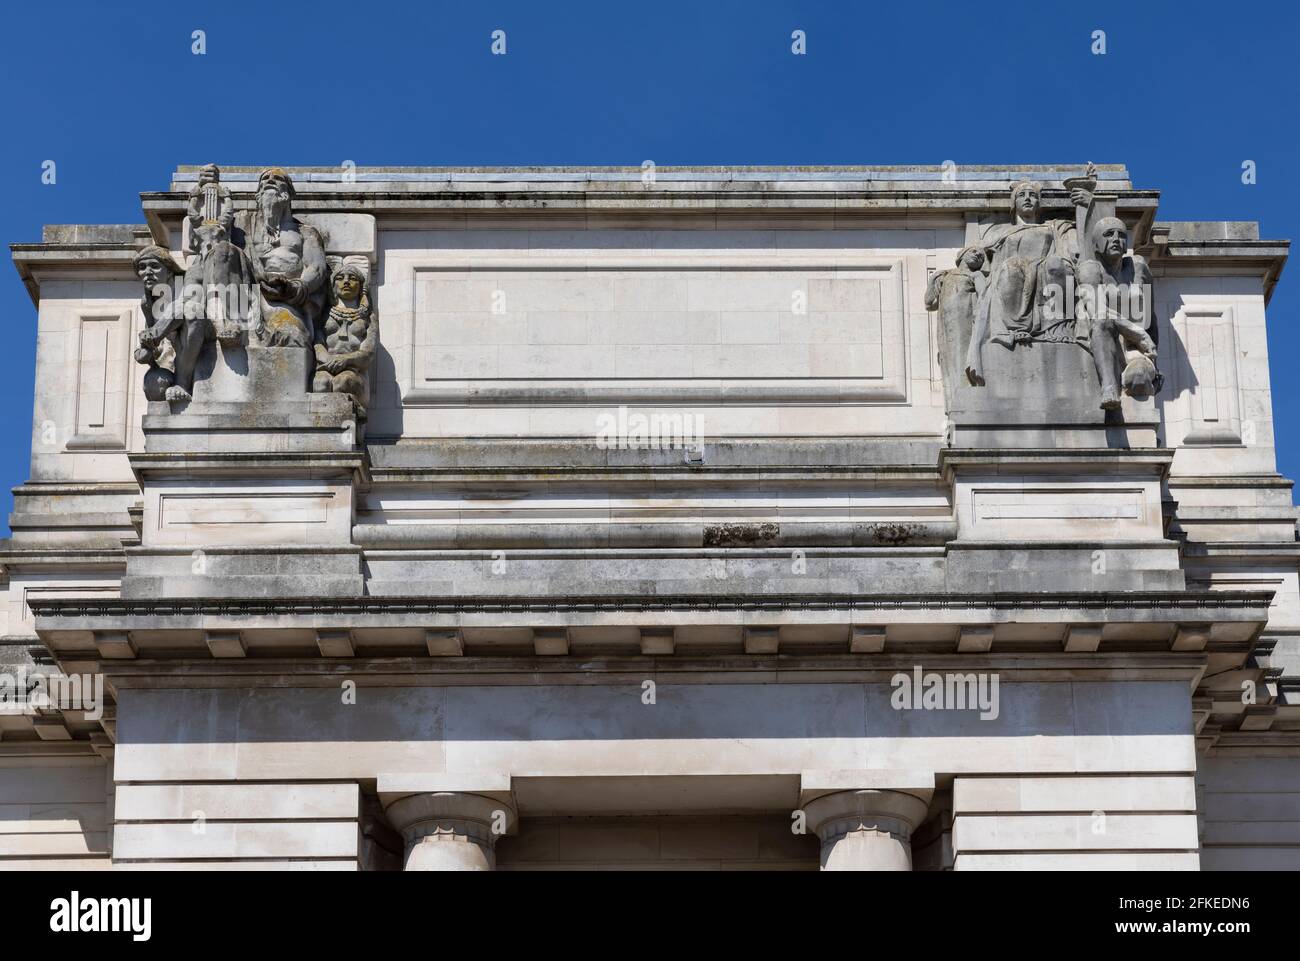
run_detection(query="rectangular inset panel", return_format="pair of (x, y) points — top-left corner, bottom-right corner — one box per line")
(159, 492), (333, 528)
(78, 322), (109, 428)
(144, 481), (351, 549)
(406, 257), (907, 405)
(1181, 306), (1242, 444)
(975, 490), (1143, 521)
(70, 312), (130, 448)
(966, 485), (1154, 539)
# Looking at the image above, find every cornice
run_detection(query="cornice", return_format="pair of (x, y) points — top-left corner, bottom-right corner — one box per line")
(28, 589), (1273, 620)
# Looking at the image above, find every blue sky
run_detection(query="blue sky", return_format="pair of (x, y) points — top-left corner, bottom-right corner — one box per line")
(1, 0), (1297, 530)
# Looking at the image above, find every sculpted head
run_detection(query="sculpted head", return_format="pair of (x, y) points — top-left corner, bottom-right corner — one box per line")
(957, 245), (985, 272)
(1010, 181), (1042, 222)
(1092, 216), (1128, 260)
(256, 167), (295, 223)
(197, 163), (220, 186)
(332, 263), (365, 304)
(132, 245), (182, 289)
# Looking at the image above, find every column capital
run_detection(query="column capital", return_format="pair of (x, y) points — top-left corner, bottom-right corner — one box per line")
(379, 780), (517, 871)
(384, 790), (518, 842)
(804, 788), (930, 844)
(802, 788), (931, 871)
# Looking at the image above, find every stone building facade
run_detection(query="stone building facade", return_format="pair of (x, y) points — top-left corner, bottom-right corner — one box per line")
(1, 164), (1297, 871)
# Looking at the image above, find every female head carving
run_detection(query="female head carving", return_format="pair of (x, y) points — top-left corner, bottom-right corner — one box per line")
(1009, 181), (1042, 221)
(332, 264), (365, 304)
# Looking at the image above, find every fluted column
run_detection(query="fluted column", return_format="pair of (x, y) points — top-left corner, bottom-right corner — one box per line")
(383, 791), (516, 871)
(804, 789), (929, 871)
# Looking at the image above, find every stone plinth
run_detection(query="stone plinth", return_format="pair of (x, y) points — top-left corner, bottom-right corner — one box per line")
(939, 448), (1184, 593)
(143, 346), (358, 454)
(950, 339), (1158, 448)
(123, 343), (368, 599)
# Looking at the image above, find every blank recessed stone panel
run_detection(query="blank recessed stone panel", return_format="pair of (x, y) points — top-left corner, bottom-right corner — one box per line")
(407, 257), (907, 405)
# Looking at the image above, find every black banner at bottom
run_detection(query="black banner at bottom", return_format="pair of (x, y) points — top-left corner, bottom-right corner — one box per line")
(0, 869), (1282, 948)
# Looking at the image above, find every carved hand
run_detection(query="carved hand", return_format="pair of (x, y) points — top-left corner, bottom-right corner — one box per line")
(1069, 187), (1094, 208)
(260, 276), (287, 299)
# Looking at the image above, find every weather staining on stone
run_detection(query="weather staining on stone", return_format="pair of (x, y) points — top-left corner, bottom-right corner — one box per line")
(314, 256), (378, 420)
(702, 523), (780, 547)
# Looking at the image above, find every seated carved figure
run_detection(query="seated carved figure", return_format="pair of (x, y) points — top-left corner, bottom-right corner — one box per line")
(1076, 216), (1161, 408)
(134, 244), (203, 402)
(184, 163), (253, 345)
(968, 180), (1088, 369)
(956, 170), (1162, 412)
(313, 257), (377, 419)
(239, 168), (327, 349)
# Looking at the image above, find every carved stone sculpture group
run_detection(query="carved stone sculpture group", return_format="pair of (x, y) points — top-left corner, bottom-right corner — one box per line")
(137, 163), (1152, 421)
(134, 165), (377, 419)
(926, 163), (1162, 411)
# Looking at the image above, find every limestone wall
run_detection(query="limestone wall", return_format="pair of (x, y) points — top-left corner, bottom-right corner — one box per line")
(951, 775), (1200, 870)
(0, 755), (111, 870)
(111, 782), (361, 871)
(1157, 275), (1276, 473)
(1196, 756), (1300, 870)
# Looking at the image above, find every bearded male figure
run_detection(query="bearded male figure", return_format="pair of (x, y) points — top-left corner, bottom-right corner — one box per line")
(238, 167), (328, 348)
